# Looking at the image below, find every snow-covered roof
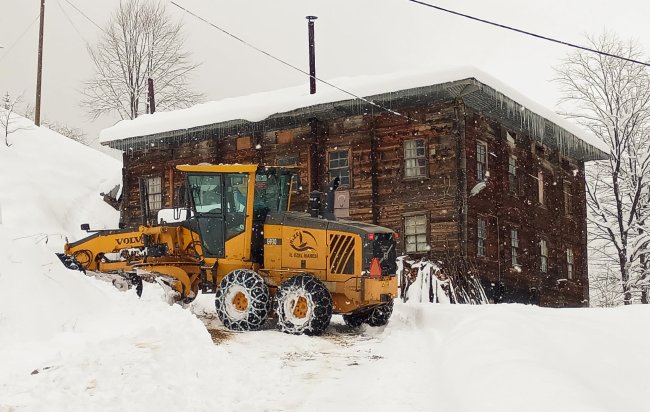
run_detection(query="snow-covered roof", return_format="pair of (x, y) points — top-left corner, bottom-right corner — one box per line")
(100, 67), (608, 161)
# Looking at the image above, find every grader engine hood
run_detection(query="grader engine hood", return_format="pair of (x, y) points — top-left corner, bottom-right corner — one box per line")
(265, 212), (397, 277)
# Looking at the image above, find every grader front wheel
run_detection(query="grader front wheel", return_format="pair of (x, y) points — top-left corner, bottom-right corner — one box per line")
(215, 269), (270, 331)
(275, 274), (333, 336)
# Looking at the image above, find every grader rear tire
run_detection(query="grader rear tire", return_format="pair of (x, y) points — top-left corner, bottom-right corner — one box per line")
(275, 274), (332, 336)
(215, 269), (270, 331)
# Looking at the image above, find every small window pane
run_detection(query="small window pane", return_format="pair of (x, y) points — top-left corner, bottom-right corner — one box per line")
(404, 214), (428, 253)
(404, 139), (427, 178)
(477, 142), (487, 181)
(329, 150), (350, 187)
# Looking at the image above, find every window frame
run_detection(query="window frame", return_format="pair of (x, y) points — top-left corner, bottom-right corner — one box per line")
(477, 217), (487, 257)
(403, 138), (428, 179)
(403, 212), (430, 254)
(566, 248), (574, 279)
(327, 148), (351, 188)
(142, 175), (163, 220)
(511, 228), (519, 267)
(508, 156), (518, 194)
(537, 171), (545, 206)
(563, 180), (573, 215)
(476, 140), (488, 182)
(540, 239), (548, 273)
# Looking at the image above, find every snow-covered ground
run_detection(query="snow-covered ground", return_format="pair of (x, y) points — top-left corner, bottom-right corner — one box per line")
(2, 114), (650, 411)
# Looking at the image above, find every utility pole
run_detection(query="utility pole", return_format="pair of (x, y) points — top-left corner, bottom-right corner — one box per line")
(306, 16), (317, 95)
(35, 0), (45, 126)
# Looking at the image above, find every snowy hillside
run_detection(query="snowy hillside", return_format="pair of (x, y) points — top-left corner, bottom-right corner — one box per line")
(2, 112), (650, 411)
(0, 112), (121, 245)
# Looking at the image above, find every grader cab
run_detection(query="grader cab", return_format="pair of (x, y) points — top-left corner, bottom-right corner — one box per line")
(63, 164), (398, 335)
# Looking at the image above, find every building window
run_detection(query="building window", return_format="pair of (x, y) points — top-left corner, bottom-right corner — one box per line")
(144, 176), (162, 213)
(278, 155), (300, 192)
(511, 229), (519, 266)
(566, 248), (574, 279)
(508, 156), (517, 194)
(404, 139), (427, 178)
(540, 239), (548, 273)
(328, 150), (350, 186)
(564, 181), (572, 215)
(477, 218), (487, 257)
(477, 141), (488, 181)
(404, 214), (428, 253)
(538, 171), (544, 205)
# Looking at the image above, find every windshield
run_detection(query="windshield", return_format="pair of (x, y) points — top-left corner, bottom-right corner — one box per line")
(188, 174), (222, 213)
(253, 169), (293, 212)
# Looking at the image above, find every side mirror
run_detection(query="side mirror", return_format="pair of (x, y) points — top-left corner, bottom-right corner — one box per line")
(80, 223), (90, 231)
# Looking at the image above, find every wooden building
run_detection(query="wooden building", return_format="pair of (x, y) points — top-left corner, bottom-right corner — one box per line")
(101, 71), (607, 307)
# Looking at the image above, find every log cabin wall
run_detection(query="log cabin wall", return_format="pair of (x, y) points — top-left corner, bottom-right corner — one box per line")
(464, 109), (589, 307)
(314, 102), (461, 256)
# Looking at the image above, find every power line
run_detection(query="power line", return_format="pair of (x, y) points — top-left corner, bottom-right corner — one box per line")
(169, 1), (414, 121)
(0, 14), (40, 66)
(60, 0), (103, 31)
(405, 0), (650, 68)
(56, 0), (90, 45)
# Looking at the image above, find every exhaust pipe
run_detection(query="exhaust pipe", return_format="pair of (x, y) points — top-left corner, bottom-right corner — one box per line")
(323, 176), (340, 220)
(308, 191), (321, 218)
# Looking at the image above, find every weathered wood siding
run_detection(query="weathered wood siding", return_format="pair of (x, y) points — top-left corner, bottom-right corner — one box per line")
(464, 109), (589, 307)
(315, 102), (461, 256)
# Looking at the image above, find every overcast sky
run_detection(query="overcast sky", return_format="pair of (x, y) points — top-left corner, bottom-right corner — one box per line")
(1, 0), (649, 155)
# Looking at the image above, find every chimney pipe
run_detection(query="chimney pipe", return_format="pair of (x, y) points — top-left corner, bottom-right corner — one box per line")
(306, 16), (318, 95)
(148, 78), (156, 114)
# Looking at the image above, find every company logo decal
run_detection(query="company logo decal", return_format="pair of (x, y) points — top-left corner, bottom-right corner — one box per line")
(289, 230), (318, 259)
(115, 234), (143, 247)
(289, 230), (317, 252)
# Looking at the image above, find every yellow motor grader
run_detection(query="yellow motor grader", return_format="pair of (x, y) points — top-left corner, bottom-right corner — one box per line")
(61, 164), (397, 335)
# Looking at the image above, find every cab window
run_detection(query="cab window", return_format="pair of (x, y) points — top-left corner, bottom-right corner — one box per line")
(188, 174), (222, 213)
(224, 174), (248, 239)
(254, 171), (292, 212)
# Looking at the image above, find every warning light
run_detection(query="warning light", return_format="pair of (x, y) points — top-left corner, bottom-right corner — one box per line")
(367, 233), (375, 241)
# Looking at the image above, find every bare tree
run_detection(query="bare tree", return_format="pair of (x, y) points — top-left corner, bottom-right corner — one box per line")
(82, 0), (202, 120)
(0, 92), (24, 146)
(556, 33), (650, 305)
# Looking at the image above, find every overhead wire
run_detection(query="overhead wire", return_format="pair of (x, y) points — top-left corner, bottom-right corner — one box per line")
(405, 0), (650, 68)
(60, 0), (103, 31)
(0, 14), (40, 66)
(169, 1), (415, 121)
(56, 0), (90, 46)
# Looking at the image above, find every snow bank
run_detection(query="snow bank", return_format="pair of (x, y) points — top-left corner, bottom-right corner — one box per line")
(0, 113), (121, 248)
(0, 231), (227, 410)
(0, 116), (227, 411)
(100, 66), (608, 153)
(299, 302), (650, 412)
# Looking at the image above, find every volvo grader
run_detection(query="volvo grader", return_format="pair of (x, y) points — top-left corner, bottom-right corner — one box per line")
(60, 164), (398, 335)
